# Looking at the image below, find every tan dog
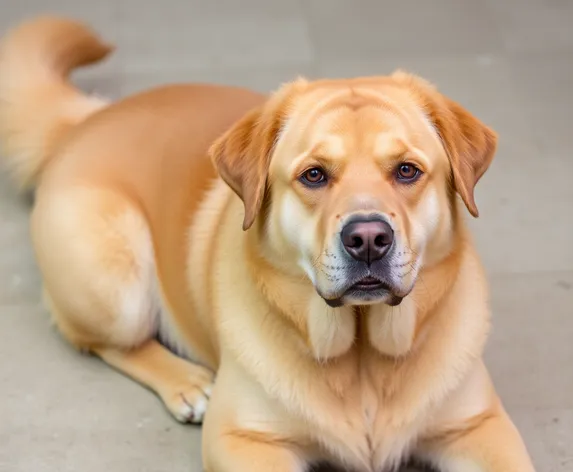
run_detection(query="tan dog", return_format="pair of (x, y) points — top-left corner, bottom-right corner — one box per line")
(0, 17), (534, 472)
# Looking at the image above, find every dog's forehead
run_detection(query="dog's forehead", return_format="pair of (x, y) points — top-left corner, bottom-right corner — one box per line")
(293, 92), (418, 159)
(282, 83), (447, 166)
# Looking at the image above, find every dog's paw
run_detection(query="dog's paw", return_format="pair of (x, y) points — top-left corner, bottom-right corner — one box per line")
(159, 365), (214, 424)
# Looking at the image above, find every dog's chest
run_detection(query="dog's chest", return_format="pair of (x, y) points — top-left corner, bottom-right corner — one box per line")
(317, 356), (421, 471)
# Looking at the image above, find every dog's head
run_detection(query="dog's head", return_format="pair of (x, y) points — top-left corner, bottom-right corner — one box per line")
(210, 72), (496, 308)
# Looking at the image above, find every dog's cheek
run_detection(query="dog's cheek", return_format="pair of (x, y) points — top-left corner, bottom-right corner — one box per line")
(410, 187), (441, 264)
(277, 191), (319, 277)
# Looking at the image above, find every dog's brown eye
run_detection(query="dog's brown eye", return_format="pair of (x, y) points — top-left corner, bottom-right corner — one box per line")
(300, 167), (327, 187)
(396, 163), (421, 182)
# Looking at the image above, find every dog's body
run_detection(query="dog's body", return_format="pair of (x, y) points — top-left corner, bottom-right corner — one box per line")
(0, 18), (534, 472)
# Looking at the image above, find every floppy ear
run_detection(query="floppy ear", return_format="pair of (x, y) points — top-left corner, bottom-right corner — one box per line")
(393, 71), (498, 217)
(209, 82), (302, 230)
(427, 96), (497, 217)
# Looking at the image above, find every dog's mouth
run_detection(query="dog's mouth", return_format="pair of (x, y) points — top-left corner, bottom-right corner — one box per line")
(323, 276), (404, 308)
(350, 276), (389, 291)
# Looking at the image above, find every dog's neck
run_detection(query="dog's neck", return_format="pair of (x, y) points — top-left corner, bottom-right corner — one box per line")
(244, 214), (467, 361)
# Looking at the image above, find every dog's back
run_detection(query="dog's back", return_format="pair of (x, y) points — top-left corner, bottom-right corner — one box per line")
(0, 15), (265, 425)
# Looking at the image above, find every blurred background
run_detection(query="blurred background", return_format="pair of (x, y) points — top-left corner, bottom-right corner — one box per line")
(0, 1), (572, 471)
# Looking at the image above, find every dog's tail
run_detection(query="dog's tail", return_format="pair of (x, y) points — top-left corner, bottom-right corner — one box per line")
(0, 16), (113, 191)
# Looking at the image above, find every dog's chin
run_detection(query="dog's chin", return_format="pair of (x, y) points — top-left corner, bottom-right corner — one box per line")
(320, 278), (406, 308)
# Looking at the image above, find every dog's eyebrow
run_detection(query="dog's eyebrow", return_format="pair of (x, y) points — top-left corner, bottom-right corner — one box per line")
(373, 133), (409, 158)
(399, 140), (432, 169)
(310, 136), (346, 160)
(374, 135), (432, 169)
(288, 141), (345, 177)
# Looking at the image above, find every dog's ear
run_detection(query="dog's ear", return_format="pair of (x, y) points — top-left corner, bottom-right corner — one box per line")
(427, 95), (497, 218)
(393, 71), (497, 217)
(209, 105), (274, 231)
(210, 81), (305, 230)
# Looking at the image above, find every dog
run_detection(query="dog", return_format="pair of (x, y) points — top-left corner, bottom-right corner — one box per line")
(0, 17), (535, 472)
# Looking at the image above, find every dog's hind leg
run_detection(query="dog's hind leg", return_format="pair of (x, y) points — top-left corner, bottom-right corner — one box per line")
(32, 186), (213, 423)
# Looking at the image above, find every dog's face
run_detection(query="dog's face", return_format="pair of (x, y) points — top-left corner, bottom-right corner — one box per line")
(211, 73), (496, 307)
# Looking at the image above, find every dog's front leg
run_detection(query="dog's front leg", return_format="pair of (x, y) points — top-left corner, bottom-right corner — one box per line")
(203, 428), (306, 472)
(421, 406), (535, 472)
(201, 363), (309, 472)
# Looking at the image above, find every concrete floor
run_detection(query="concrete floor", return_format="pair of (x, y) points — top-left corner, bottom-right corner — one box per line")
(1, 0), (572, 471)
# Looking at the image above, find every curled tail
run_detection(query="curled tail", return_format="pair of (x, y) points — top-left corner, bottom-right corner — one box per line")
(0, 16), (113, 191)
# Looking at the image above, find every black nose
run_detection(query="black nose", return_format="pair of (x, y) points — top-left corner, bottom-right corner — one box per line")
(341, 218), (394, 263)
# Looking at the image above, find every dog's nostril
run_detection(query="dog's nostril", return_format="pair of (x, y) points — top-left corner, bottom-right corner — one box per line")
(374, 233), (392, 247)
(351, 236), (363, 248)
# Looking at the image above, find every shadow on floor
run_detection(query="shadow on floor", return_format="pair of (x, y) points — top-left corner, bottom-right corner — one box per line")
(311, 461), (436, 472)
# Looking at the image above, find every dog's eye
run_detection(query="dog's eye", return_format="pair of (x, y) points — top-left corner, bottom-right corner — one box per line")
(396, 163), (421, 182)
(300, 167), (327, 187)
